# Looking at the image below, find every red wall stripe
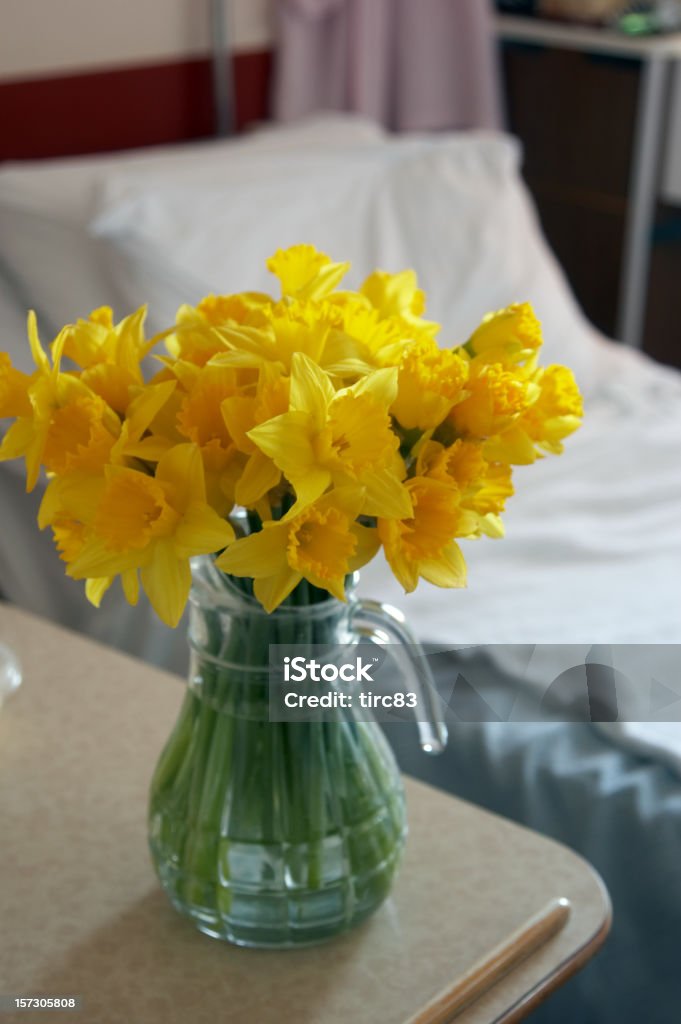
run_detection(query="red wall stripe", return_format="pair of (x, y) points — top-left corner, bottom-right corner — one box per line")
(0, 51), (273, 162)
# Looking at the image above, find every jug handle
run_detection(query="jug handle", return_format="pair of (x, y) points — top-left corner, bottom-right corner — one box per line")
(349, 598), (448, 755)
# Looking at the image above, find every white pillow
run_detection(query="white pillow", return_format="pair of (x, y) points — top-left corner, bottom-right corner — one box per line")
(90, 130), (599, 388)
(0, 115), (386, 339)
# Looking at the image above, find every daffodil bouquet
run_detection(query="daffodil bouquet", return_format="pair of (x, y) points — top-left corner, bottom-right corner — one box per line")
(0, 244), (582, 627)
(0, 244), (583, 946)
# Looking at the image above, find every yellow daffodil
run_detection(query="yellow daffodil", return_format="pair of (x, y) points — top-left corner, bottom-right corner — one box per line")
(248, 352), (411, 517)
(330, 299), (406, 366)
(416, 439), (514, 538)
(0, 313), (120, 490)
(361, 269), (420, 320)
(377, 476), (474, 593)
(449, 359), (539, 441)
(465, 303), (543, 365)
(216, 487), (378, 611)
(166, 294), (271, 367)
(361, 268), (440, 339)
(60, 305), (158, 415)
(41, 392), (120, 475)
(166, 305), (232, 368)
(66, 444), (235, 626)
(391, 339), (469, 430)
(209, 298), (371, 380)
(36, 380), (178, 539)
(50, 514), (118, 608)
(267, 244), (350, 302)
(524, 364), (583, 453)
(485, 364), (583, 464)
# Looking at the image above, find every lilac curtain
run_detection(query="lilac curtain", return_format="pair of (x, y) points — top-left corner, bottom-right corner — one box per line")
(272, 0), (503, 131)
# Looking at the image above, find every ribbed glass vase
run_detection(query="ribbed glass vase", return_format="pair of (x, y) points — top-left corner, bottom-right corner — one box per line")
(148, 558), (436, 949)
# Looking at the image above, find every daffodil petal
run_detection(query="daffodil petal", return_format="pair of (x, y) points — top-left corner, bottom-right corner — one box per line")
(121, 569), (140, 605)
(27, 312), (49, 371)
(266, 244), (349, 302)
(216, 524), (288, 578)
(23, 423), (50, 493)
(156, 443), (205, 510)
(311, 484), (365, 521)
(235, 451), (281, 507)
(67, 537), (146, 579)
(477, 513), (505, 539)
(362, 468), (413, 519)
(0, 418), (33, 462)
(123, 436), (174, 461)
(483, 427), (537, 465)
(348, 524), (380, 571)
(290, 351), (334, 422)
(390, 549), (419, 593)
(0, 353), (33, 417)
(85, 576), (113, 608)
(125, 380), (176, 441)
(254, 569), (303, 612)
(140, 540), (191, 628)
(288, 468), (332, 513)
(38, 473), (104, 529)
(174, 503), (235, 559)
(420, 542), (467, 588)
(349, 366), (398, 407)
(50, 327), (69, 376)
(248, 412), (316, 477)
(303, 570), (346, 603)
(378, 524), (419, 593)
(221, 394), (256, 452)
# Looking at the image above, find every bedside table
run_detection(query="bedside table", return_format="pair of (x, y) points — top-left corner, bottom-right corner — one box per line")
(0, 604), (610, 1023)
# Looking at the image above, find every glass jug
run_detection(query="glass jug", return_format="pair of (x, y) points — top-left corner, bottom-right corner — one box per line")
(148, 557), (446, 948)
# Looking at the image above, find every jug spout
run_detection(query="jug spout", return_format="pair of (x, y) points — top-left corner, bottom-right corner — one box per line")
(350, 599), (448, 755)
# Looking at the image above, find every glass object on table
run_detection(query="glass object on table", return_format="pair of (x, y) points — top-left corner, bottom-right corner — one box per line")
(148, 558), (446, 948)
(0, 641), (22, 705)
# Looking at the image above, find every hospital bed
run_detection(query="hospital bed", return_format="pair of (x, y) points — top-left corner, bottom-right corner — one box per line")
(1, 109), (680, 1024)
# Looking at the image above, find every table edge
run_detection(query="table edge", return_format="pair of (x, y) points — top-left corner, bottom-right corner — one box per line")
(401, 777), (613, 1024)
(494, 882), (612, 1024)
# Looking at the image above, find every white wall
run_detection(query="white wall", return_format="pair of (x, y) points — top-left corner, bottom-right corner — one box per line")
(0, 0), (274, 81)
(3, 1), (680, 203)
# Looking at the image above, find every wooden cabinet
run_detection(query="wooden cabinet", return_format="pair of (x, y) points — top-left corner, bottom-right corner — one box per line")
(503, 43), (637, 337)
(498, 18), (681, 367)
